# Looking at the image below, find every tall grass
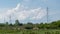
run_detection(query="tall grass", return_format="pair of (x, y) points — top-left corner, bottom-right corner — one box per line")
(0, 29), (60, 34)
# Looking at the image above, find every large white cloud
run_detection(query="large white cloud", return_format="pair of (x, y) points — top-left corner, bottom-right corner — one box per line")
(30, 8), (46, 20)
(0, 14), (3, 19)
(0, 3), (46, 23)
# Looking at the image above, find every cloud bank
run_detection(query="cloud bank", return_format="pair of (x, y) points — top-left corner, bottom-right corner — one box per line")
(0, 3), (46, 23)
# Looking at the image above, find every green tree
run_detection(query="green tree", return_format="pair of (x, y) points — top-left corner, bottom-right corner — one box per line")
(14, 20), (20, 26)
(25, 22), (33, 29)
(14, 20), (23, 26)
(9, 23), (13, 26)
(5, 22), (8, 26)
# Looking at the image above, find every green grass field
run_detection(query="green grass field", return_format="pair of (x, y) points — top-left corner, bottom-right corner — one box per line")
(0, 29), (60, 34)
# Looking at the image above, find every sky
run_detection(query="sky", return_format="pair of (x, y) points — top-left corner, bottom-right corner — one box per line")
(0, 0), (60, 24)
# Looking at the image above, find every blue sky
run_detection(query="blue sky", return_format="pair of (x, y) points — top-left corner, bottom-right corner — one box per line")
(0, 0), (60, 24)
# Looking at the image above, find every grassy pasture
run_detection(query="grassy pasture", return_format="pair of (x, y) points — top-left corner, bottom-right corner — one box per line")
(0, 29), (60, 34)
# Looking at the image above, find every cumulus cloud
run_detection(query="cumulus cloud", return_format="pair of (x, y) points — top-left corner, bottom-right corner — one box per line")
(30, 8), (46, 20)
(5, 3), (20, 16)
(0, 3), (46, 23)
(0, 14), (3, 19)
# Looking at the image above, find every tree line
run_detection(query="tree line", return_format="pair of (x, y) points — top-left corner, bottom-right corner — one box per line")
(0, 20), (60, 30)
